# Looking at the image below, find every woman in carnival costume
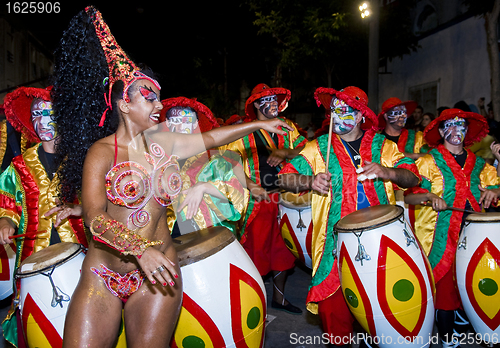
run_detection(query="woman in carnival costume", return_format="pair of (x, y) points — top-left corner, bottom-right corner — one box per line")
(52, 6), (292, 347)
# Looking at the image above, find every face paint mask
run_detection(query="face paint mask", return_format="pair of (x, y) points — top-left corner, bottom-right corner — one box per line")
(139, 86), (159, 102)
(442, 117), (467, 145)
(330, 98), (358, 135)
(258, 95), (278, 119)
(166, 107), (198, 134)
(31, 100), (57, 141)
(386, 106), (407, 126)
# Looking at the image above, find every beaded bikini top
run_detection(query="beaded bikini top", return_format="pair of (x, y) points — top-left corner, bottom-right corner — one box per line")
(105, 134), (182, 228)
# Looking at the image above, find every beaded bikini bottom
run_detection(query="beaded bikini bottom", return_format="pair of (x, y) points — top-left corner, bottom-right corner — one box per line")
(91, 263), (144, 303)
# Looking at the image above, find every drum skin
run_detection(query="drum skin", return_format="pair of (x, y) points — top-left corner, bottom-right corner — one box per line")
(278, 191), (313, 269)
(456, 212), (500, 343)
(170, 226), (267, 348)
(16, 243), (126, 348)
(335, 205), (435, 347)
(0, 243), (16, 300)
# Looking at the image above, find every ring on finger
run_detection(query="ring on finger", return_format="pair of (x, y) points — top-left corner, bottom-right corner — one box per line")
(157, 265), (166, 273)
(151, 269), (158, 276)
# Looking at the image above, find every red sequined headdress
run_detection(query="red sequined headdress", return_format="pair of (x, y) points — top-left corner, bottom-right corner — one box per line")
(85, 6), (161, 126)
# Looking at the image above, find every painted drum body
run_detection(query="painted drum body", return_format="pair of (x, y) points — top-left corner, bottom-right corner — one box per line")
(335, 205), (435, 347)
(278, 191), (313, 269)
(16, 242), (127, 348)
(17, 243), (86, 348)
(456, 212), (500, 343)
(171, 226), (267, 348)
(395, 189), (418, 233)
(0, 243), (16, 300)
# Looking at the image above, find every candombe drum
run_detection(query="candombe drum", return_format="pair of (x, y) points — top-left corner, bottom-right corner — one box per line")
(278, 191), (313, 269)
(0, 243), (16, 300)
(170, 226), (266, 348)
(335, 205), (435, 347)
(394, 189), (418, 232)
(16, 243), (86, 347)
(15, 242), (128, 348)
(456, 212), (500, 344)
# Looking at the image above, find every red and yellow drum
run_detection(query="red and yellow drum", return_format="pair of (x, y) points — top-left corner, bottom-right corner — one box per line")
(16, 242), (126, 348)
(278, 191), (313, 269)
(456, 212), (500, 343)
(16, 243), (86, 347)
(171, 226), (266, 348)
(0, 243), (16, 300)
(335, 205), (435, 347)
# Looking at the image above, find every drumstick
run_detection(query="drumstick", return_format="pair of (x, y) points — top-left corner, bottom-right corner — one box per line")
(421, 202), (484, 214)
(325, 113), (334, 172)
(9, 230), (47, 239)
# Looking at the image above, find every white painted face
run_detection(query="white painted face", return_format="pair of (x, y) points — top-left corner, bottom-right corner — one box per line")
(31, 99), (57, 141)
(166, 107), (199, 134)
(330, 97), (358, 135)
(441, 117), (468, 145)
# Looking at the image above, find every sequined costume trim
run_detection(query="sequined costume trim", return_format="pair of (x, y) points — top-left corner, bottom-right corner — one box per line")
(105, 141), (182, 228)
(91, 263), (144, 303)
(90, 214), (163, 256)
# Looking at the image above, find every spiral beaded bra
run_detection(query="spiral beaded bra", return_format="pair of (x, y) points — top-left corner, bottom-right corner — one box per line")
(105, 134), (182, 228)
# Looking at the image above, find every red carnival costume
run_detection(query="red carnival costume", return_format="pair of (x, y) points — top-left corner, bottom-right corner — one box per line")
(224, 84), (307, 276)
(279, 87), (420, 344)
(378, 97), (425, 154)
(407, 109), (500, 305)
(0, 87), (87, 346)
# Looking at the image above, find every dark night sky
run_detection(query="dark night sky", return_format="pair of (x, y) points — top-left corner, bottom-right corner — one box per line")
(2, 1), (270, 103)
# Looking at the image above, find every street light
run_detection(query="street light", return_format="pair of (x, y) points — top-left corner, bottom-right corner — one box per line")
(360, 1), (379, 113)
(359, 3), (370, 18)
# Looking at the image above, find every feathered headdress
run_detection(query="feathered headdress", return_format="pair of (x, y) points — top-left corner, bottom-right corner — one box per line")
(85, 6), (161, 126)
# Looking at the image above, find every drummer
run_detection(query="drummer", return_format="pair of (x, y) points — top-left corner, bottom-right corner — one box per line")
(404, 108), (500, 348)
(278, 86), (420, 348)
(0, 87), (88, 346)
(224, 83), (307, 314)
(161, 97), (248, 236)
(377, 97), (426, 160)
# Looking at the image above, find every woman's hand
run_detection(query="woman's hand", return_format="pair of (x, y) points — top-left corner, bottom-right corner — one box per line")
(258, 119), (293, 135)
(137, 247), (179, 287)
(44, 202), (83, 227)
(177, 182), (208, 219)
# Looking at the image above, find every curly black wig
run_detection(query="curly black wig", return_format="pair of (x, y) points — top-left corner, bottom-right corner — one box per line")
(52, 7), (161, 203)
(52, 6), (118, 203)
